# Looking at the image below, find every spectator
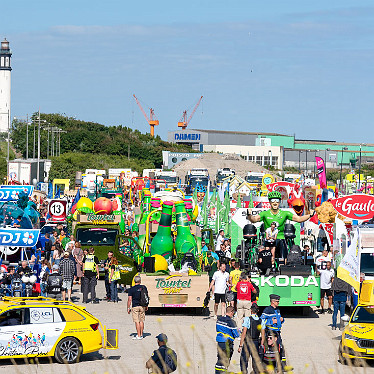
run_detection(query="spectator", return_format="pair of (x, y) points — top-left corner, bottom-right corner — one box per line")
(104, 251), (114, 301)
(317, 261), (334, 314)
(203, 251), (217, 286)
(108, 257), (120, 303)
(39, 259), (51, 297)
(59, 251), (76, 302)
(229, 261), (242, 308)
(257, 245), (272, 275)
(215, 229), (225, 252)
(11, 215), (22, 228)
(215, 306), (240, 374)
(236, 273), (256, 328)
(127, 275), (148, 340)
(46, 265), (63, 300)
(72, 242), (83, 285)
(331, 277), (350, 330)
(146, 334), (177, 374)
(82, 247), (100, 304)
(209, 263), (230, 319)
(315, 248), (332, 271)
(59, 229), (66, 243)
(53, 242), (64, 266)
(51, 231), (58, 245)
(64, 234), (75, 251)
(238, 303), (265, 374)
(44, 233), (53, 262)
(228, 259), (236, 273)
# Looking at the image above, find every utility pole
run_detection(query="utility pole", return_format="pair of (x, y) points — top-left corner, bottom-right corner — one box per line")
(37, 108), (40, 182)
(128, 144), (130, 160)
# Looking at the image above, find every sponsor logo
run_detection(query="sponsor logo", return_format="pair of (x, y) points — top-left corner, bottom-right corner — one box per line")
(174, 133), (201, 141)
(251, 275), (319, 288)
(293, 301), (317, 305)
(87, 214), (115, 222)
(156, 274), (192, 294)
(119, 265), (133, 273)
(266, 182), (296, 192)
(331, 194), (374, 219)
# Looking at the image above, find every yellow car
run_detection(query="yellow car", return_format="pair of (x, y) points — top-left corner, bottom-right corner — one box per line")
(0, 296), (117, 363)
(339, 281), (374, 364)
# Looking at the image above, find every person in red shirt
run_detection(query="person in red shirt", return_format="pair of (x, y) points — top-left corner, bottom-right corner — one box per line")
(236, 273), (257, 328)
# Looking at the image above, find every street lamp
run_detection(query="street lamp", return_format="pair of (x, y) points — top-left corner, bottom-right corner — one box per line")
(0, 110), (10, 183)
(358, 143), (366, 191)
(314, 149), (320, 178)
(339, 146), (348, 189)
(268, 150), (272, 168)
(324, 148), (331, 166)
(305, 150), (311, 177)
(299, 150), (303, 173)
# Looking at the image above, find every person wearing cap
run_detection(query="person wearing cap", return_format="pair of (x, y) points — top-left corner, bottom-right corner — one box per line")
(247, 191), (314, 259)
(58, 251), (76, 302)
(146, 333), (177, 374)
(46, 265), (63, 300)
(215, 305), (240, 374)
(238, 303), (265, 374)
(260, 294), (286, 368)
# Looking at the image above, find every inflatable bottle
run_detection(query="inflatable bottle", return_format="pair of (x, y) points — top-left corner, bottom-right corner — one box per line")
(150, 201), (174, 262)
(175, 201), (197, 255)
(138, 192), (152, 250)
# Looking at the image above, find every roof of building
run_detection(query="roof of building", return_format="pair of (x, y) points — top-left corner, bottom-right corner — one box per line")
(190, 129), (290, 137)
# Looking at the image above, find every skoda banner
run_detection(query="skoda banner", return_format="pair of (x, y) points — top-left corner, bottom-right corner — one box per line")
(0, 229), (40, 247)
(0, 185), (34, 202)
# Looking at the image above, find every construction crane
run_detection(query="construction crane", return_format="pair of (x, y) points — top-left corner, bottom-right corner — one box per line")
(133, 94), (159, 137)
(178, 96), (203, 130)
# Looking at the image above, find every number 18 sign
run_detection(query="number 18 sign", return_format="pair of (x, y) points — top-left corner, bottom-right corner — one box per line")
(48, 200), (67, 222)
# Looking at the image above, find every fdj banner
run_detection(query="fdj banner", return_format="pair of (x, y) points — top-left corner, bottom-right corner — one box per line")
(315, 157), (327, 189)
(0, 185), (34, 202)
(0, 229), (40, 247)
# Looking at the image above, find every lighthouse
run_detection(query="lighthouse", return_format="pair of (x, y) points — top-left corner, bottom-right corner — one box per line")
(0, 38), (11, 133)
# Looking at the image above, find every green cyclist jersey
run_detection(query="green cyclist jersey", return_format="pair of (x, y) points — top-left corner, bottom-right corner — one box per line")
(259, 209), (294, 239)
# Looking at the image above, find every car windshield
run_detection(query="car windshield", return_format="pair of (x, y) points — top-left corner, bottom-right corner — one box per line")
(361, 253), (374, 276)
(157, 176), (177, 183)
(190, 178), (209, 188)
(245, 175), (263, 183)
(76, 228), (119, 246)
(40, 225), (56, 235)
(351, 306), (374, 324)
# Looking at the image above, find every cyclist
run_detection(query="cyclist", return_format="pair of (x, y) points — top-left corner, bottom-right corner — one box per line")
(247, 190), (314, 259)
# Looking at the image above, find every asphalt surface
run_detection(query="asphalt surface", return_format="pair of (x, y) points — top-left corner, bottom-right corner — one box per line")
(0, 281), (372, 373)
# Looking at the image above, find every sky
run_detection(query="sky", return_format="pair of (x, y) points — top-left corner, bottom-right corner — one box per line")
(2, 0), (374, 143)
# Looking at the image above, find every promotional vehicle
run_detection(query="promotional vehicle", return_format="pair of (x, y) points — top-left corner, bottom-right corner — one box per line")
(0, 297), (117, 363)
(73, 214), (138, 285)
(284, 173), (301, 183)
(339, 281), (374, 364)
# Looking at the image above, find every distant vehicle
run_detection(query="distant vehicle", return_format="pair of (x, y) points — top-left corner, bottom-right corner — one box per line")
(245, 172), (265, 187)
(154, 170), (178, 188)
(284, 173), (301, 183)
(185, 168), (209, 194)
(216, 168), (235, 186)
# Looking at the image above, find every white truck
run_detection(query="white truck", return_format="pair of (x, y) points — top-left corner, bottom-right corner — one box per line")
(154, 170), (178, 188)
(216, 168), (235, 186)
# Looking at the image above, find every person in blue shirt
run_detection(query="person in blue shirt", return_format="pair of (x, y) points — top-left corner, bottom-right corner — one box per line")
(238, 303), (265, 374)
(260, 294), (287, 369)
(215, 306), (240, 373)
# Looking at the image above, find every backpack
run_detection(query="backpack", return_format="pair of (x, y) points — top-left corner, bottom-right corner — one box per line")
(139, 286), (149, 307)
(164, 347), (177, 373)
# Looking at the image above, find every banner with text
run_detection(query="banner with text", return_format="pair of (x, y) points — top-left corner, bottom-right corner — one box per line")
(315, 156), (327, 189)
(0, 229), (40, 247)
(0, 185), (34, 202)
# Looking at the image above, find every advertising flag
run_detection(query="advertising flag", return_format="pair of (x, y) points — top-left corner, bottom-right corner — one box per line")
(337, 228), (361, 292)
(315, 156), (327, 189)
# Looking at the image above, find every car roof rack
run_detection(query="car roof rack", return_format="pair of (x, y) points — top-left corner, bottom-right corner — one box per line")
(0, 296), (83, 307)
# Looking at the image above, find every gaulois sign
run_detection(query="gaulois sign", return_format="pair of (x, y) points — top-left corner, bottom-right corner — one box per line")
(266, 182), (295, 192)
(331, 194), (374, 219)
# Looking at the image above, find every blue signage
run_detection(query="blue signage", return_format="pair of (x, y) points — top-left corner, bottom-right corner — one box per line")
(0, 229), (40, 247)
(174, 133), (201, 141)
(0, 186), (34, 202)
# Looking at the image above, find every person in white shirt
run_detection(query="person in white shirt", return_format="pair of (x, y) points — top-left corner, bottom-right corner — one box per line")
(208, 263), (230, 319)
(265, 221), (278, 260)
(315, 248), (332, 271)
(215, 230), (225, 252)
(317, 261), (334, 314)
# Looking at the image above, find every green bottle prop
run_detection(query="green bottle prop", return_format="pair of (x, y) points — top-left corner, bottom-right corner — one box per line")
(138, 192), (152, 250)
(175, 201), (197, 255)
(184, 199), (193, 223)
(150, 201), (174, 262)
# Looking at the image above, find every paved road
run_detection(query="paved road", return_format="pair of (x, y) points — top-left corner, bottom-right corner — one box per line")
(0, 281), (372, 373)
